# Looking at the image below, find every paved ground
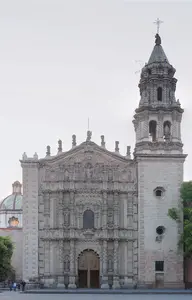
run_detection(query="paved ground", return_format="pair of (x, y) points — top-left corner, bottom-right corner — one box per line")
(1, 292), (192, 300)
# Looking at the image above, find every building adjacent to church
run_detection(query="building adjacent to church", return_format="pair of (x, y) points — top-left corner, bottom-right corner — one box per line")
(0, 181), (23, 279)
(20, 33), (186, 288)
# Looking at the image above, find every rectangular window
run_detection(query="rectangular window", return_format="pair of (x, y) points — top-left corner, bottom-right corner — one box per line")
(155, 261), (164, 272)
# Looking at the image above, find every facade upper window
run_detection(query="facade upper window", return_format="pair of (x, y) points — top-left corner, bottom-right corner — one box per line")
(83, 209), (94, 229)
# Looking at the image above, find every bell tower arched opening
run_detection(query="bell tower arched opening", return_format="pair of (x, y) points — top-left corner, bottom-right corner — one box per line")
(157, 87), (163, 101)
(78, 249), (100, 288)
(149, 120), (157, 142)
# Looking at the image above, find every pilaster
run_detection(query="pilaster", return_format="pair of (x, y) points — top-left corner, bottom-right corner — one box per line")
(68, 240), (76, 288)
(112, 240), (120, 289)
(70, 191), (75, 228)
(21, 160), (39, 280)
(58, 191), (64, 227)
(102, 191), (107, 228)
(101, 240), (108, 289)
(113, 192), (119, 228)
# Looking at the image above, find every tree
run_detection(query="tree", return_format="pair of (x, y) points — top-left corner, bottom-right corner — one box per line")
(0, 236), (14, 281)
(168, 181), (192, 258)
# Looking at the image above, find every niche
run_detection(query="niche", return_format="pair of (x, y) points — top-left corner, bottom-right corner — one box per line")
(149, 120), (157, 142)
(163, 121), (171, 141)
(157, 87), (162, 101)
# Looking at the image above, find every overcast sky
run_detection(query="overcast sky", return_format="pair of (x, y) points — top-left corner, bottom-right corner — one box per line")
(0, 0), (191, 200)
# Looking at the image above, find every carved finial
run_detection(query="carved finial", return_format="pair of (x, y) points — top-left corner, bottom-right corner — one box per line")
(72, 134), (76, 147)
(46, 145), (51, 156)
(115, 141), (119, 153)
(101, 135), (105, 148)
(177, 99), (181, 106)
(33, 152), (38, 160)
(86, 130), (92, 142)
(58, 139), (62, 153)
(22, 152), (27, 160)
(126, 146), (131, 158)
(155, 33), (161, 45)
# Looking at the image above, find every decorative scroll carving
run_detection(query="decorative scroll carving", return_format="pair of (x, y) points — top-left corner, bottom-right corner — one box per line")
(44, 152), (134, 184)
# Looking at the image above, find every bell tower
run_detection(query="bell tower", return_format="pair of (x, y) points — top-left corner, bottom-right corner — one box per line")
(134, 33), (187, 288)
(133, 33), (183, 152)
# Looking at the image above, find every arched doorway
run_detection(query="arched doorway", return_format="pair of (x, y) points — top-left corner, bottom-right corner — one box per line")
(78, 249), (100, 288)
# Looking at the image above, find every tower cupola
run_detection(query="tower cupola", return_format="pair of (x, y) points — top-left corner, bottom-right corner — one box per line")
(138, 34), (179, 108)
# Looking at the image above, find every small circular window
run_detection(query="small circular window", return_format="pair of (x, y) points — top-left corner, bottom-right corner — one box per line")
(156, 226), (165, 235)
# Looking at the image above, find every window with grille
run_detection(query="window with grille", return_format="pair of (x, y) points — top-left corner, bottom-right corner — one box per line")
(155, 261), (164, 272)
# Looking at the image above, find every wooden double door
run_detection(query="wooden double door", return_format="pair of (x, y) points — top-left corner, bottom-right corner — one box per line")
(78, 250), (100, 288)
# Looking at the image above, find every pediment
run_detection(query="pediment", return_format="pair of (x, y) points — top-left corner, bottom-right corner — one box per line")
(40, 141), (130, 167)
(40, 142), (134, 183)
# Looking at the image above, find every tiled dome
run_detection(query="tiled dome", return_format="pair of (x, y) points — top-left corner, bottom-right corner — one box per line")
(0, 181), (23, 211)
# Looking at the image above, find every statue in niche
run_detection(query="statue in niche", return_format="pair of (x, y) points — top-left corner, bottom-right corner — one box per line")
(108, 169), (113, 181)
(64, 169), (69, 181)
(107, 209), (114, 228)
(85, 163), (93, 179)
(163, 121), (171, 141)
(107, 256), (114, 272)
(64, 212), (70, 227)
(64, 255), (70, 272)
(128, 170), (132, 182)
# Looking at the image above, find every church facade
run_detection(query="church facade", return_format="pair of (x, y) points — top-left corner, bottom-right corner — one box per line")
(21, 33), (186, 288)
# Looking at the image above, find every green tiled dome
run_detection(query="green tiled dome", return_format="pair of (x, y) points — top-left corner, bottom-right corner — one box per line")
(0, 181), (23, 211)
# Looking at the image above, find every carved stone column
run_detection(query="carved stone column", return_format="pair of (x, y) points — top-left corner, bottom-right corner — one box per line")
(44, 192), (50, 229)
(113, 240), (120, 289)
(102, 192), (107, 228)
(44, 240), (50, 275)
(68, 240), (76, 288)
(57, 240), (65, 288)
(70, 191), (75, 228)
(158, 113), (164, 141)
(58, 192), (64, 228)
(123, 241), (133, 288)
(101, 240), (108, 289)
(113, 192), (119, 228)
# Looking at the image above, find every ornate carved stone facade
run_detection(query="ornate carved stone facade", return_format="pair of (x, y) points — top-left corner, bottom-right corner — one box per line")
(21, 33), (186, 288)
(21, 141), (137, 288)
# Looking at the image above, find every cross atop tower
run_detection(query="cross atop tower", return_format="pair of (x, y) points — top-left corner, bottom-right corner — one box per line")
(153, 18), (163, 34)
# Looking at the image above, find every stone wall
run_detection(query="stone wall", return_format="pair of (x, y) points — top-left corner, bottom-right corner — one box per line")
(21, 161), (39, 280)
(137, 156), (185, 287)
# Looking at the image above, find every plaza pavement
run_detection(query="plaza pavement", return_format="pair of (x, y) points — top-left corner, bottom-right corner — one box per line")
(1, 291), (192, 300)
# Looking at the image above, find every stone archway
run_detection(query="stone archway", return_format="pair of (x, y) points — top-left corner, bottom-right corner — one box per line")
(78, 249), (100, 288)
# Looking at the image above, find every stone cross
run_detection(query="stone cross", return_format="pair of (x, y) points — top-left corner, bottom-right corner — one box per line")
(153, 18), (163, 34)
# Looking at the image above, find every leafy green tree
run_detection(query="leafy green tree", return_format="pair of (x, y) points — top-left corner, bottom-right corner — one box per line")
(168, 181), (192, 257)
(0, 236), (14, 281)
